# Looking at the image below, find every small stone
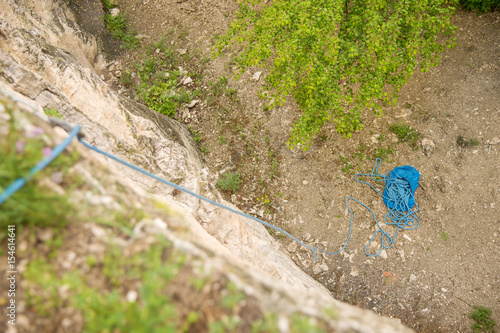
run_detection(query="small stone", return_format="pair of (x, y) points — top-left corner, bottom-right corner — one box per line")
(302, 180), (308, 185)
(61, 318), (72, 328)
(303, 233), (312, 242)
(110, 8), (120, 17)
(441, 288), (448, 293)
(187, 100), (199, 108)
(403, 234), (412, 242)
(278, 315), (289, 333)
(421, 138), (435, 156)
(17, 314), (30, 329)
(252, 71), (262, 81)
(36, 228), (54, 242)
(397, 250), (405, 262)
(350, 268), (359, 277)
(487, 137), (500, 145)
(379, 250), (388, 259)
(178, 49), (187, 55)
(287, 241), (298, 253)
(301, 259), (311, 268)
(90, 225), (107, 239)
(383, 271), (391, 278)
(126, 290), (138, 302)
(180, 4), (195, 12)
(410, 274), (417, 282)
(313, 262), (329, 274)
(183, 77), (193, 85)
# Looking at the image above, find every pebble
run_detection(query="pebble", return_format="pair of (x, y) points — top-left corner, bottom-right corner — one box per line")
(287, 241), (297, 253)
(350, 268), (359, 277)
(403, 234), (412, 242)
(110, 8), (120, 17)
(251, 71), (262, 81)
(278, 315), (289, 333)
(302, 180), (308, 185)
(36, 228), (54, 242)
(183, 77), (193, 85)
(126, 290), (138, 302)
(187, 99), (199, 108)
(421, 138), (435, 156)
(313, 262), (329, 274)
(379, 250), (388, 259)
(410, 274), (417, 282)
(487, 137), (500, 145)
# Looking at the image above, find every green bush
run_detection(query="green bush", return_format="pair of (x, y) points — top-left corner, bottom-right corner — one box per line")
(216, 172), (242, 193)
(460, 0), (500, 12)
(470, 305), (496, 333)
(104, 13), (139, 49)
(389, 122), (419, 146)
(216, 0), (456, 149)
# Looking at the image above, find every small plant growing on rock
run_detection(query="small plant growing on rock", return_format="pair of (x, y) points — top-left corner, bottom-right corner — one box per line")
(216, 172), (242, 193)
(470, 305), (496, 333)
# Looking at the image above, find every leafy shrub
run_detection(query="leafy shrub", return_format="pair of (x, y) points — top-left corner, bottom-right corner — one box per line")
(216, 172), (242, 193)
(456, 135), (479, 147)
(104, 13), (139, 49)
(389, 123), (419, 146)
(470, 305), (496, 333)
(460, 0), (500, 12)
(134, 46), (193, 118)
(216, 0), (456, 149)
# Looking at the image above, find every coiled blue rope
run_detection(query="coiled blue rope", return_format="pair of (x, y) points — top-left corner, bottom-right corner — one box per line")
(348, 158), (420, 257)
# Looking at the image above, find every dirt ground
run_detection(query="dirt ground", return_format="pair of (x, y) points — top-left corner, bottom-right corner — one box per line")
(108, 1), (499, 331)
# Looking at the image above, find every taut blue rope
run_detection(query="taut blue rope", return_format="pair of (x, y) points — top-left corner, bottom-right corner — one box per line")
(348, 158), (420, 257)
(77, 137), (354, 261)
(0, 90), (419, 260)
(0, 125), (82, 205)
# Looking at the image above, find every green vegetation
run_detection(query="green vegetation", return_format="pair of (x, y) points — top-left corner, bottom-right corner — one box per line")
(460, 0), (500, 12)
(216, 171), (243, 193)
(389, 122), (419, 147)
(44, 107), (63, 119)
(457, 135), (479, 148)
(25, 240), (183, 332)
(134, 39), (196, 118)
(103, 12), (139, 49)
(439, 231), (449, 241)
(0, 103), (78, 229)
(217, 135), (227, 145)
(216, 0), (456, 149)
(470, 305), (496, 333)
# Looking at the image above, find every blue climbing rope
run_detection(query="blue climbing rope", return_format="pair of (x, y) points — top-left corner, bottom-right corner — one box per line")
(0, 90), (419, 260)
(77, 137), (353, 261)
(0, 125), (82, 205)
(347, 158), (420, 257)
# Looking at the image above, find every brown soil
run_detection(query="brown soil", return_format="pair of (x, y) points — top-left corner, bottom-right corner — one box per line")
(110, 1), (500, 331)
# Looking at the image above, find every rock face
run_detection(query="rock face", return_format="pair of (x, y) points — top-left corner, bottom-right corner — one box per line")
(0, 0), (413, 331)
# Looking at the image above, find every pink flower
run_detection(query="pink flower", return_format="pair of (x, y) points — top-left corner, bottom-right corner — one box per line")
(25, 127), (44, 138)
(16, 140), (25, 154)
(42, 146), (52, 157)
